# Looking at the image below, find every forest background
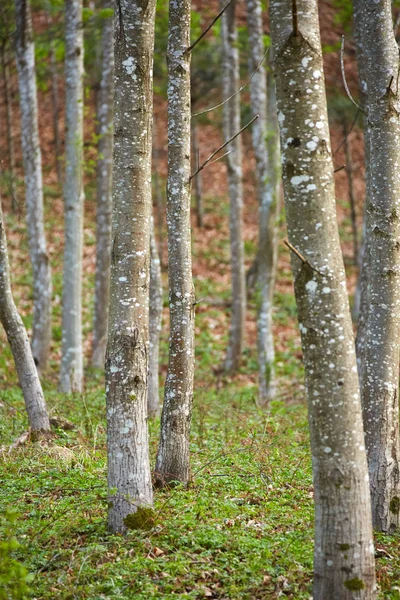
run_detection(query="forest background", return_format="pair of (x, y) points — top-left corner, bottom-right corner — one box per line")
(1, 0), (398, 598)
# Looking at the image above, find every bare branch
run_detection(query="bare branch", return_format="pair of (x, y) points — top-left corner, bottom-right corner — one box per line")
(186, 0), (233, 53)
(334, 165), (345, 173)
(192, 48), (269, 118)
(189, 115), (259, 181)
(340, 35), (367, 116)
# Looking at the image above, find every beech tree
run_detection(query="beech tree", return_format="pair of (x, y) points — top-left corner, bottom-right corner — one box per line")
(106, 0), (156, 533)
(92, 0), (114, 369)
(220, 0), (246, 372)
(148, 217), (162, 419)
(270, 0), (376, 597)
(60, 0), (84, 393)
(246, 0), (279, 404)
(0, 198), (50, 435)
(15, 0), (52, 372)
(353, 0), (400, 533)
(155, 0), (195, 486)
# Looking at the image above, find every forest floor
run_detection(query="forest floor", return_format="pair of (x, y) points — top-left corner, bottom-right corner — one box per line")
(1, 175), (400, 599)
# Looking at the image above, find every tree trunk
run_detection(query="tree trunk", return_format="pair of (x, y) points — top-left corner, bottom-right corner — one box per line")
(106, 0), (156, 534)
(154, 0), (195, 487)
(246, 0), (279, 405)
(15, 0), (52, 373)
(191, 122), (203, 228)
(49, 36), (62, 186)
(343, 130), (358, 267)
(60, 0), (84, 393)
(221, 0), (246, 373)
(270, 0), (376, 597)
(1, 40), (18, 211)
(92, 0), (114, 369)
(148, 216), (162, 419)
(353, 0), (400, 533)
(0, 199), (50, 434)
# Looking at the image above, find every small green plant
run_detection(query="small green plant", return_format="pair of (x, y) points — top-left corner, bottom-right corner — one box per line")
(0, 511), (33, 600)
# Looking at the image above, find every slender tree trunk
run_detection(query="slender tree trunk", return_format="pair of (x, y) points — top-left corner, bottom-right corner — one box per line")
(246, 0), (279, 405)
(155, 0), (195, 486)
(221, 0), (246, 372)
(343, 129), (358, 266)
(148, 216), (162, 419)
(92, 0), (114, 369)
(152, 117), (164, 254)
(49, 37), (62, 186)
(15, 0), (52, 373)
(191, 122), (203, 228)
(353, 0), (400, 533)
(1, 41), (18, 211)
(270, 0), (376, 597)
(106, 0), (156, 534)
(60, 0), (84, 393)
(0, 199), (50, 434)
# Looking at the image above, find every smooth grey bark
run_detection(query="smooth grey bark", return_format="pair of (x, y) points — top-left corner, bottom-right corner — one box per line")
(148, 217), (162, 419)
(352, 0), (400, 533)
(221, 0), (246, 372)
(0, 199), (50, 434)
(15, 0), (52, 373)
(106, 0), (156, 534)
(155, 0), (195, 486)
(191, 122), (203, 228)
(60, 0), (84, 393)
(270, 0), (376, 597)
(1, 40), (18, 210)
(92, 0), (114, 369)
(246, 0), (279, 405)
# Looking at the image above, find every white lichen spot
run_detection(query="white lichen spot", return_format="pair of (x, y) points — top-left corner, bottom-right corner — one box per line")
(302, 56), (312, 68)
(322, 287), (331, 294)
(305, 280), (318, 296)
(324, 447), (332, 453)
(291, 175), (310, 186)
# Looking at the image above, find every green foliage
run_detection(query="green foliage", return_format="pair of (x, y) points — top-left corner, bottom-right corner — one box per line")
(0, 511), (33, 600)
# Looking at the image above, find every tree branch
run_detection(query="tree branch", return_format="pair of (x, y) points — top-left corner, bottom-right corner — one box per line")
(186, 0), (234, 53)
(192, 48), (269, 118)
(189, 115), (259, 181)
(340, 36), (367, 117)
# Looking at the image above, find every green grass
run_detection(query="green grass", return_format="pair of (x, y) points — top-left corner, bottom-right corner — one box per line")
(1, 192), (400, 599)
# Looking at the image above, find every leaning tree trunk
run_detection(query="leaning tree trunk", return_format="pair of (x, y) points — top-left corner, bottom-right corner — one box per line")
(343, 129), (358, 267)
(353, 0), (400, 534)
(246, 0), (279, 405)
(221, 0), (246, 373)
(0, 198), (50, 434)
(148, 216), (162, 419)
(1, 40), (18, 210)
(154, 0), (195, 486)
(92, 0), (114, 369)
(191, 122), (203, 228)
(270, 0), (376, 597)
(15, 0), (52, 373)
(106, 0), (156, 534)
(60, 0), (84, 393)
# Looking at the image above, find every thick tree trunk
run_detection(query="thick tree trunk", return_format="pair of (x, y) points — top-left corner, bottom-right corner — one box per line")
(154, 0), (195, 486)
(221, 0), (246, 372)
(148, 217), (162, 419)
(60, 0), (84, 393)
(353, 0), (400, 533)
(270, 0), (376, 598)
(92, 0), (114, 369)
(246, 0), (279, 405)
(106, 0), (156, 534)
(15, 0), (52, 373)
(0, 199), (50, 434)
(1, 41), (18, 210)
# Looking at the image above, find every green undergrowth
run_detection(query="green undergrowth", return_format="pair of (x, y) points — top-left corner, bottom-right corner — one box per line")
(1, 194), (400, 598)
